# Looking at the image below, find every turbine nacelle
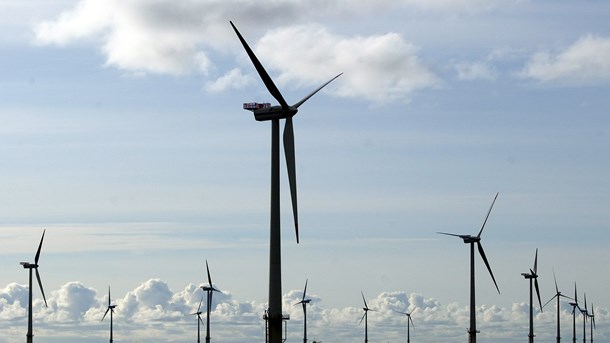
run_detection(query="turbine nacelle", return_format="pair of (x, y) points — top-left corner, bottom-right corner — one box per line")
(247, 105), (299, 121)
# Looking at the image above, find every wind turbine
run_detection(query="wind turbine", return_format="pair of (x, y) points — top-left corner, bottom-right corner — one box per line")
(201, 260), (221, 343)
(395, 308), (416, 343)
(360, 292), (376, 343)
(230, 20), (341, 343)
(589, 302), (596, 343)
(521, 248), (542, 343)
(20, 230), (48, 343)
(295, 279), (312, 343)
(568, 283), (579, 343)
(542, 269), (573, 343)
(580, 293), (588, 343)
(437, 192), (500, 343)
(190, 295), (205, 343)
(101, 286), (117, 343)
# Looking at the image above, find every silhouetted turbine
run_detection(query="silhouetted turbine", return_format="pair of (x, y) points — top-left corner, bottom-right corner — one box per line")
(190, 295), (205, 343)
(395, 308), (416, 343)
(542, 269), (573, 343)
(201, 260), (221, 343)
(230, 20), (341, 343)
(101, 286), (117, 343)
(568, 283), (579, 343)
(20, 230), (47, 343)
(581, 293), (588, 343)
(360, 292), (376, 343)
(521, 248), (542, 343)
(295, 279), (312, 343)
(589, 302), (596, 343)
(437, 192), (500, 343)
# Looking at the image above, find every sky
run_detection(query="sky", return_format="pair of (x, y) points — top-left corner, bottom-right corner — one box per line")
(1, 0), (609, 342)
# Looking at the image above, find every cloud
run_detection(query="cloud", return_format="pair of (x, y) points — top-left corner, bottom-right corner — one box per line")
(520, 34), (610, 85)
(254, 24), (438, 103)
(456, 61), (497, 80)
(32, 0), (437, 103)
(0, 280), (608, 343)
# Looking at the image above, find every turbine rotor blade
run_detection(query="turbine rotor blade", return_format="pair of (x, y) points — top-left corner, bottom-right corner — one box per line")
(533, 248), (538, 274)
(542, 294), (558, 309)
(552, 268), (559, 294)
(35, 229), (46, 264)
(229, 21), (289, 111)
(535, 278), (542, 311)
(206, 260), (213, 287)
(361, 291), (368, 309)
(436, 232), (462, 238)
(102, 308), (110, 321)
(409, 315), (415, 328)
(359, 312), (366, 325)
(477, 192), (499, 238)
(35, 268), (47, 307)
(108, 286), (111, 307)
(283, 116), (299, 243)
(477, 242), (500, 293)
(198, 295), (204, 313)
(302, 279), (308, 301)
(292, 73), (343, 109)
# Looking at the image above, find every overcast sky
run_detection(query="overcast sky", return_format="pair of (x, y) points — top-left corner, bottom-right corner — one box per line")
(1, 0), (609, 342)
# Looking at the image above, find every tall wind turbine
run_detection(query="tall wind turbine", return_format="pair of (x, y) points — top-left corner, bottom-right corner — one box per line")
(201, 260), (221, 343)
(568, 283), (579, 343)
(437, 192), (500, 343)
(230, 21), (341, 343)
(360, 292), (376, 343)
(542, 270), (573, 343)
(295, 279), (312, 343)
(101, 286), (117, 343)
(589, 302), (596, 343)
(580, 294), (588, 343)
(521, 248), (542, 343)
(190, 295), (205, 343)
(20, 230), (48, 343)
(395, 308), (416, 343)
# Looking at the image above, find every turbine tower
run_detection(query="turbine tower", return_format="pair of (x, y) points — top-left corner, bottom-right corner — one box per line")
(20, 230), (48, 343)
(360, 292), (376, 343)
(101, 286), (117, 343)
(230, 21), (341, 343)
(542, 270), (573, 343)
(568, 283), (579, 343)
(395, 308), (416, 343)
(295, 279), (312, 343)
(437, 192), (500, 343)
(201, 260), (221, 343)
(521, 248), (542, 343)
(190, 296), (205, 343)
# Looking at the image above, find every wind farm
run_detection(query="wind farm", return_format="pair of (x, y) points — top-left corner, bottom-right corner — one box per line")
(1, 1), (610, 343)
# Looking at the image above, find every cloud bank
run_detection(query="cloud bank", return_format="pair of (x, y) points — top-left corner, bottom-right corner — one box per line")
(1, 279), (607, 343)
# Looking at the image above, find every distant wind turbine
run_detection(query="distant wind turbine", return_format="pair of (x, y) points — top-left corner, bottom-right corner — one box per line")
(568, 283), (579, 343)
(437, 192), (500, 343)
(20, 230), (47, 343)
(521, 248), (542, 343)
(101, 286), (117, 343)
(295, 279), (312, 343)
(201, 260), (221, 343)
(190, 295), (205, 343)
(230, 20), (341, 343)
(589, 302), (596, 343)
(395, 308), (416, 343)
(581, 293), (588, 343)
(542, 269), (573, 343)
(360, 292), (376, 343)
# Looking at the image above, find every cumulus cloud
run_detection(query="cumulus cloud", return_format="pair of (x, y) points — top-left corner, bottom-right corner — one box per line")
(255, 24), (438, 103)
(520, 34), (610, 85)
(33, 0), (438, 103)
(456, 61), (497, 80)
(1, 280), (605, 343)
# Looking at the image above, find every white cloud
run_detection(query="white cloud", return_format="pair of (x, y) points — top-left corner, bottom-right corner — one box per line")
(255, 24), (438, 103)
(520, 34), (610, 85)
(32, 0), (438, 103)
(456, 61), (497, 80)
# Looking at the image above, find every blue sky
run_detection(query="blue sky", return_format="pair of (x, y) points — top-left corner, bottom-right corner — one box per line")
(1, 0), (609, 342)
